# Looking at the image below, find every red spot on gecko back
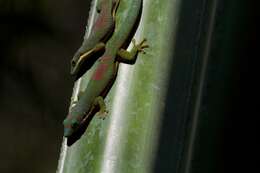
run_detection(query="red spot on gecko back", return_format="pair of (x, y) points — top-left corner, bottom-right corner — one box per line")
(94, 14), (106, 29)
(92, 62), (109, 81)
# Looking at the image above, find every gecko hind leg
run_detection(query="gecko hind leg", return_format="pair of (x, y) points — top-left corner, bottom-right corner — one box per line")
(94, 96), (108, 119)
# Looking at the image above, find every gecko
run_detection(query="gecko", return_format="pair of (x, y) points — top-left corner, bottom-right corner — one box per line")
(70, 0), (120, 79)
(63, 0), (148, 140)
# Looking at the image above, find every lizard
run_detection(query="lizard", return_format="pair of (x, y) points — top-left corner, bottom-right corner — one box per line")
(63, 0), (148, 140)
(70, 0), (120, 79)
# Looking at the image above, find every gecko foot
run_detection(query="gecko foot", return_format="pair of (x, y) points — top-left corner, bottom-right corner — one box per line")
(132, 38), (149, 54)
(97, 110), (108, 120)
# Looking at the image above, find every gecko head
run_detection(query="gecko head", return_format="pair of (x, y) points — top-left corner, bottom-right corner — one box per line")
(63, 115), (83, 137)
(70, 50), (94, 80)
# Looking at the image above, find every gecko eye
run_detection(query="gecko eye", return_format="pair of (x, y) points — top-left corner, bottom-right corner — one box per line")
(71, 122), (77, 129)
(71, 119), (79, 129)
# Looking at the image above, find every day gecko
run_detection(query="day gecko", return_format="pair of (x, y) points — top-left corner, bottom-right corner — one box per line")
(63, 0), (148, 140)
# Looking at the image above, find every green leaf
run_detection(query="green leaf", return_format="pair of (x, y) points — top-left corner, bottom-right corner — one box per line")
(57, 0), (181, 172)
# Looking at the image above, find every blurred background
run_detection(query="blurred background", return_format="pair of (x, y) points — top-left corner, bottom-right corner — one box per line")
(0, 0), (92, 172)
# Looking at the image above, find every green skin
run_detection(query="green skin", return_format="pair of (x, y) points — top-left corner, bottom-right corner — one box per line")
(70, 0), (120, 77)
(63, 0), (148, 137)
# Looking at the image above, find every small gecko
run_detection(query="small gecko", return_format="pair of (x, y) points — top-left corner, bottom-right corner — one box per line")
(63, 0), (148, 141)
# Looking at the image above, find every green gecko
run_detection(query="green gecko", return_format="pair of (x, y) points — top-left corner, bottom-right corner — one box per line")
(70, 0), (120, 78)
(63, 0), (148, 138)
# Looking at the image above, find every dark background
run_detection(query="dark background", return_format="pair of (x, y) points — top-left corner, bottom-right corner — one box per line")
(0, 0), (257, 173)
(0, 0), (91, 172)
(154, 0), (256, 173)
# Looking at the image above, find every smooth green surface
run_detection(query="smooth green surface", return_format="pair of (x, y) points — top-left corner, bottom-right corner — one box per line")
(57, 0), (181, 172)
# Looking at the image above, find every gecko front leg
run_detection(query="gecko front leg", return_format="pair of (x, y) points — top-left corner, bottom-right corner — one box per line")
(116, 38), (149, 64)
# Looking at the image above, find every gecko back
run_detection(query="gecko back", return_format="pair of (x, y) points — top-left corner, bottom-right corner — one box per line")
(70, 0), (120, 79)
